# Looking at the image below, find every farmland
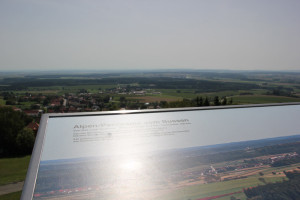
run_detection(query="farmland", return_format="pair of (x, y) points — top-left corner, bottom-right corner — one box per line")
(32, 135), (300, 200)
(0, 70), (299, 113)
(1, 70), (300, 199)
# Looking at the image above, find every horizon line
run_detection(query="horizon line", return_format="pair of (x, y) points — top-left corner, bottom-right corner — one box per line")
(1, 68), (300, 74)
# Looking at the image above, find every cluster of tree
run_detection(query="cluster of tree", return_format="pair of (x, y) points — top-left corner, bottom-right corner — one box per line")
(255, 142), (300, 156)
(158, 96), (232, 108)
(1, 92), (47, 107)
(267, 86), (296, 97)
(1, 92), (17, 105)
(271, 156), (300, 167)
(196, 96), (228, 106)
(0, 107), (35, 157)
(244, 171), (300, 199)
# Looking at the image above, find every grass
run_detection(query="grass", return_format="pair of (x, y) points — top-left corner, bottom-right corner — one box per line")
(128, 95), (182, 103)
(232, 95), (300, 104)
(0, 191), (22, 200)
(24, 84), (118, 95)
(156, 175), (285, 200)
(0, 156), (30, 186)
(266, 163), (300, 173)
(126, 91), (300, 105)
(0, 98), (5, 106)
(17, 101), (37, 110)
(145, 89), (271, 102)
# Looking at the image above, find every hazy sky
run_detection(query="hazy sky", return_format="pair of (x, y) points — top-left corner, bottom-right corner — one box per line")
(1, 0), (300, 71)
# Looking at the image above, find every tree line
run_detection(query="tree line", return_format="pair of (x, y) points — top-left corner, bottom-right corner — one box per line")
(0, 107), (35, 157)
(244, 171), (300, 199)
(158, 96), (232, 108)
(271, 156), (300, 167)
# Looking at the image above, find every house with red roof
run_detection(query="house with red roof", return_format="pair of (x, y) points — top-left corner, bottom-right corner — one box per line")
(27, 122), (39, 135)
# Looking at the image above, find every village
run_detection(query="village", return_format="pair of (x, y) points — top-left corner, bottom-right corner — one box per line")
(1, 86), (165, 118)
(174, 151), (300, 185)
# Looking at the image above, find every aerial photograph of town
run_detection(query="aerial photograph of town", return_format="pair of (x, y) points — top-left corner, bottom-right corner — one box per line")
(1, 0), (300, 199)
(32, 134), (300, 200)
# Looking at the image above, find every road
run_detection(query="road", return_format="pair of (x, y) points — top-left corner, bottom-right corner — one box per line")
(0, 181), (24, 196)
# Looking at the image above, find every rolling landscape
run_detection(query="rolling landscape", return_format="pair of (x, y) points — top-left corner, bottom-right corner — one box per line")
(1, 70), (300, 200)
(1, 70), (300, 113)
(32, 134), (300, 200)
(1, 1), (300, 199)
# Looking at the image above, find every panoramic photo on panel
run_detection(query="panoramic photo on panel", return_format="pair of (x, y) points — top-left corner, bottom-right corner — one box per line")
(0, 0), (300, 200)
(31, 105), (300, 200)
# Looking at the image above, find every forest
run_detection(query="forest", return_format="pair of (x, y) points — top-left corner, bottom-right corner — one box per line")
(0, 77), (260, 91)
(244, 171), (300, 199)
(0, 107), (35, 157)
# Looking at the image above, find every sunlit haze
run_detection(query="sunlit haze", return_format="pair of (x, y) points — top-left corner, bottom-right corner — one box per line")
(120, 159), (143, 171)
(0, 0), (300, 71)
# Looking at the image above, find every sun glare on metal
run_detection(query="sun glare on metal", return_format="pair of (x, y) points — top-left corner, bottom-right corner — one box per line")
(120, 160), (143, 171)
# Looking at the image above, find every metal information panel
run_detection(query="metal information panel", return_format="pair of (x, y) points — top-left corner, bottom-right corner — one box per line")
(22, 103), (300, 200)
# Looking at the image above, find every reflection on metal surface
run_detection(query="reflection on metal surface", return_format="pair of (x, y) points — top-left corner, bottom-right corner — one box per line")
(25, 104), (300, 200)
(120, 159), (143, 171)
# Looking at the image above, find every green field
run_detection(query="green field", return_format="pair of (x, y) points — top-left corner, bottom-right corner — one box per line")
(126, 87), (300, 105)
(125, 92), (300, 106)
(0, 98), (5, 106)
(232, 95), (300, 104)
(157, 176), (285, 200)
(156, 162), (300, 200)
(0, 191), (21, 200)
(26, 84), (117, 95)
(0, 156), (30, 186)
(17, 101), (38, 110)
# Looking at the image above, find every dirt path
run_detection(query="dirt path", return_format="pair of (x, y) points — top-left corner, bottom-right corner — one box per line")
(0, 181), (24, 196)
